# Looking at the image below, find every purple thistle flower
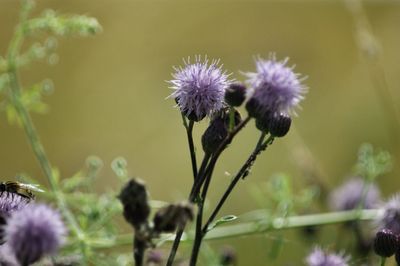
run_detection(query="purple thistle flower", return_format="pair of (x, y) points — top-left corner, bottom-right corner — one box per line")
(379, 194), (400, 235)
(0, 244), (18, 266)
(0, 192), (30, 218)
(306, 247), (349, 266)
(0, 192), (30, 244)
(169, 56), (231, 121)
(329, 177), (381, 211)
(244, 54), (306, 116)
(4, 203), (66, 265)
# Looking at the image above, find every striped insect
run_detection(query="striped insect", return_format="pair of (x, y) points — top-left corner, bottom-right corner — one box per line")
(0, 181), (44, 201)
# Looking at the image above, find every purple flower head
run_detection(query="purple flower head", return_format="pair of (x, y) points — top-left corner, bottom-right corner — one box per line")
(306, 247), (349, 266)
(169, 56), (231, 121)
(0, 192), (30, 218)
(0, 192), (31, 244)
(329, 177), (381, 211)
(5, 203), (66, 265)
(379, 194), (400, 235)
(0, 244), (18, 266)
(244, 54), (306, 116)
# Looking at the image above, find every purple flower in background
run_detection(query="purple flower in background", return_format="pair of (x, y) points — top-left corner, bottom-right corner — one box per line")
(4, 203), (66, 265)
(306, 247), (349, 266)
(379, 194), (400, 235)
(169, 56), (230, 121)
(329, 177), (381, 211)
(244, 55), (306, 116)
(0, 192), (30, 217)
(0, 245), (18, 266)
(0, 192), (30, 244)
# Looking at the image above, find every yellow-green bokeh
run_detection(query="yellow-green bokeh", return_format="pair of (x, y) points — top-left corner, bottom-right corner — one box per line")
(1, 0), (400, 265)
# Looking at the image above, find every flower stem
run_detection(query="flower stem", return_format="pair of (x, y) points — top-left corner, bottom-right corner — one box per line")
(380, 257), (386, 266)
(182, 115), (197, 179)
(202, 132), (270, 235)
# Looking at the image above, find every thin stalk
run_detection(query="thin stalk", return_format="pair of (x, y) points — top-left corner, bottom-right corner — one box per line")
(182, 115), (197, 179)
(380, 257), (386, 266)
(202, 133), (271, 234)
(133, 236), (145, 266)
(189, 156), (215, 266)
(6, 0), (87, 261)
(166, 154), (211, 266)
(190, 116), (251, 200)
(89, 209), (383, 250)
(204, 209), (382, 240)
(167, 117), (250, 266)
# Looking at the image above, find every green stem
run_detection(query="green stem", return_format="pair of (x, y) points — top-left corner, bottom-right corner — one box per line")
(380, 257), (386, 266)
(89, 209), (383, 250)
(6, 0), (88, 262)
(204, 209), (382, 240)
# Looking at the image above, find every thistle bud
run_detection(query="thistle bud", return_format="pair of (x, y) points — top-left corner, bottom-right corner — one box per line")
(202, 116), (228, 155)
(269, 113), (291, 137)
(118, 178), (150, 229)
(225, 83), (246, 107)
(255, 111), (272, 133)
(373, 229), (399, 257)
(153, 202), (194, 233)
(245, 98), (262, 118)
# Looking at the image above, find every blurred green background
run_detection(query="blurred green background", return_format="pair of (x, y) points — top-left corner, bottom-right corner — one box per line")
(1, 0), (400, 265)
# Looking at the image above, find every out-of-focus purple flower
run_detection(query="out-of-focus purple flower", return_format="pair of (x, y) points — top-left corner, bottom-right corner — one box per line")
(0, 192), (30, 218)
(0, 192), (30, 244)
(329, 177), (381, 211)
(169, 56), (230, 121)
(306, 247), (349, 266)
(244, 55), (306, 116)
(379, 194), (400, 235)
(0, 244), (18, 266)
(4, 203), (66, 265)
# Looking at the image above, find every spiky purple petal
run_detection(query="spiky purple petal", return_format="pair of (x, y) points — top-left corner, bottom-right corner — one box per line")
(169, 56), (230, 120)
(244, 55), (306, 115)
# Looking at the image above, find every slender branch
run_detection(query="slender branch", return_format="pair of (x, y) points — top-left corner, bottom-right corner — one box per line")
(189, 156), (215, 266)
(202, 133), (271, 235)
(5, 0), (87, 261)
(204, 209), (382, 240)
(133, 236), (145, 266)
(89, 209), (383, 250)
(190, 116), (251, 201)
(182, 115), (198, 180)
(166, 153), (211, 266)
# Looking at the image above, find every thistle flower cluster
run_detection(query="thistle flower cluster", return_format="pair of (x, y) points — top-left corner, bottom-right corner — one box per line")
(0, 192), (65, 266)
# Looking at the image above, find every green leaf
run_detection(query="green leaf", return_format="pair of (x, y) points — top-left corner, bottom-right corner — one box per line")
(208, 215), (238, 232)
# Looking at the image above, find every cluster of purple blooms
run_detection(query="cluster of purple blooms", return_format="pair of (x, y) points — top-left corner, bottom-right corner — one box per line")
(169, 54), (306, 125)
(0, 192), (65, 266)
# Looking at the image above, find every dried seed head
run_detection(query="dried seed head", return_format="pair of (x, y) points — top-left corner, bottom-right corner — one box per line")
(373, 229), (399, 258)
(119, 178), (150, 229)
(153, 202), (194, 233)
